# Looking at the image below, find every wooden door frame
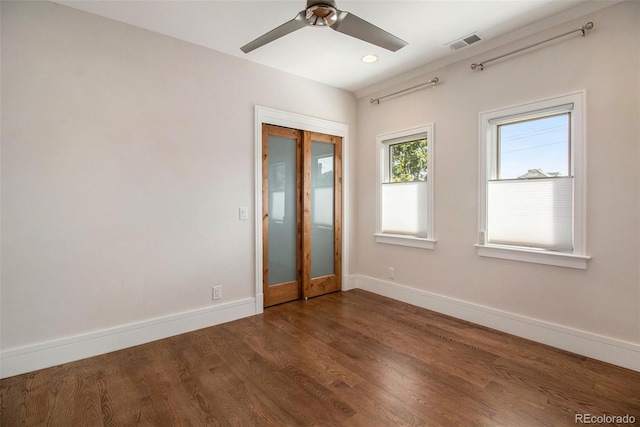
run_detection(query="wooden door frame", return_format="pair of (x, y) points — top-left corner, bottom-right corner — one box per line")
(302, 131), (342, 299)
(254, 106), (349, 314)
(262, 124), (303, 307)
(262, 128), (342, 307)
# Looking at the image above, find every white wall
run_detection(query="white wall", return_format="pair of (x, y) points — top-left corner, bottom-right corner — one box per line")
(0, 1), (356, 375)
(353, 0), (639, 366)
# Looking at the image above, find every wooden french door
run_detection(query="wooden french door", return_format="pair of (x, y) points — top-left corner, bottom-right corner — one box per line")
(262, 124), (342, 307)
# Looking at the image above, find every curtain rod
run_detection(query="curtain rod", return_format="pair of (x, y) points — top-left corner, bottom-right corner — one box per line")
(471, 22), (594, 71)
(370, 77), (439, 104)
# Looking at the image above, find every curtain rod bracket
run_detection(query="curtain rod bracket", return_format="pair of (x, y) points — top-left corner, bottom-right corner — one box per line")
(580, 21), (594, 37)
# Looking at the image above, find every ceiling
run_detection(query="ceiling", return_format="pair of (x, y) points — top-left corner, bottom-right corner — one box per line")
(54, 1), (600, 95)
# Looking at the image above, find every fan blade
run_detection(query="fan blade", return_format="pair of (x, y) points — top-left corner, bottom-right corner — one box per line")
(331, 10), (408, 52)
(241, 11), (307, 53)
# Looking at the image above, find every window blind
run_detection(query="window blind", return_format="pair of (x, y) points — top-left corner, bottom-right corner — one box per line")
(381, 181), (428, 237)
(487, 177), (573, 250)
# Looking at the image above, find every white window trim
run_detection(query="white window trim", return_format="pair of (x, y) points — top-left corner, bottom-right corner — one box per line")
(375, 124), (436, 249)
(477, 91), (590, 269)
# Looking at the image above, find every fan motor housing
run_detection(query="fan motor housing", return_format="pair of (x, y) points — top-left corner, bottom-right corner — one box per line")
(305, 4), (338, 27)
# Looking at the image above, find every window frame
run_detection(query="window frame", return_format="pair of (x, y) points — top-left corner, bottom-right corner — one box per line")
(477, 91), (590, 269)
(375, 124), (436, 249)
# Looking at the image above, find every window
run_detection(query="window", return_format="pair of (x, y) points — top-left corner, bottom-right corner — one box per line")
(477, 92), (590, 269)
(375, 124), (435, 249)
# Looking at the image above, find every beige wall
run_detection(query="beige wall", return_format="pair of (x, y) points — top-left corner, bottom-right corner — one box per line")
(353, 1), (640, 343)
(1, 1), (356, 350)
(2, 0), (638, 373)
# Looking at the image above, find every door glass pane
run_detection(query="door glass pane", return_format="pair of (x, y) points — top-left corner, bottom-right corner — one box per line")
(267, 135), (297, 286)
(311, 141), (334, 278)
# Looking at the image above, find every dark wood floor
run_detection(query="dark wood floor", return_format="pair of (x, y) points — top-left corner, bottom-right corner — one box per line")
(2, 289), (639, 426)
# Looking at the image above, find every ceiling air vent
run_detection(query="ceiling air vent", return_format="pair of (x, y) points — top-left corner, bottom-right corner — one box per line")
(447, 32), (482, 50)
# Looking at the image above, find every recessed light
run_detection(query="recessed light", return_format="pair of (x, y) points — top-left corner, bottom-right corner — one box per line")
(361, 54), (378, 63)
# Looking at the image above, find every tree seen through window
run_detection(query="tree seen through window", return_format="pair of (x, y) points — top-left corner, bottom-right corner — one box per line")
(390, 138), (428, 182)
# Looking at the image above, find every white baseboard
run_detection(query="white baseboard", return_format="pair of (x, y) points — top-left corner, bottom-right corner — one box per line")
(342, 274), (358, 291)
(4, 280), (637, 378)
(348, 274), (640, 372)
(0, 297), (256, 379)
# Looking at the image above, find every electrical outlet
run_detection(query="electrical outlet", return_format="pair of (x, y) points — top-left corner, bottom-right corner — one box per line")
(388, 267), (395, 280)
(213, 285), (222, 300)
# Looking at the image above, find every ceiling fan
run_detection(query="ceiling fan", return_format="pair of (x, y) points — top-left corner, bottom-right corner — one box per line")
(241, 0), (408, 54)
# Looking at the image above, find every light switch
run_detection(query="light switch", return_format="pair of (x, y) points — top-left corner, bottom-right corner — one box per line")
(239, 207), (248, 220)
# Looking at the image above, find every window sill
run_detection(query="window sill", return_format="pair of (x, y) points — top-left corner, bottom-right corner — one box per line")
(374, 233), (436, 250)
(474, 244), (590, 269)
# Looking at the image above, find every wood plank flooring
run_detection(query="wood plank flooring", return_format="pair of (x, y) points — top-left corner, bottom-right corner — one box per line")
(2, 289), (639, 426)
